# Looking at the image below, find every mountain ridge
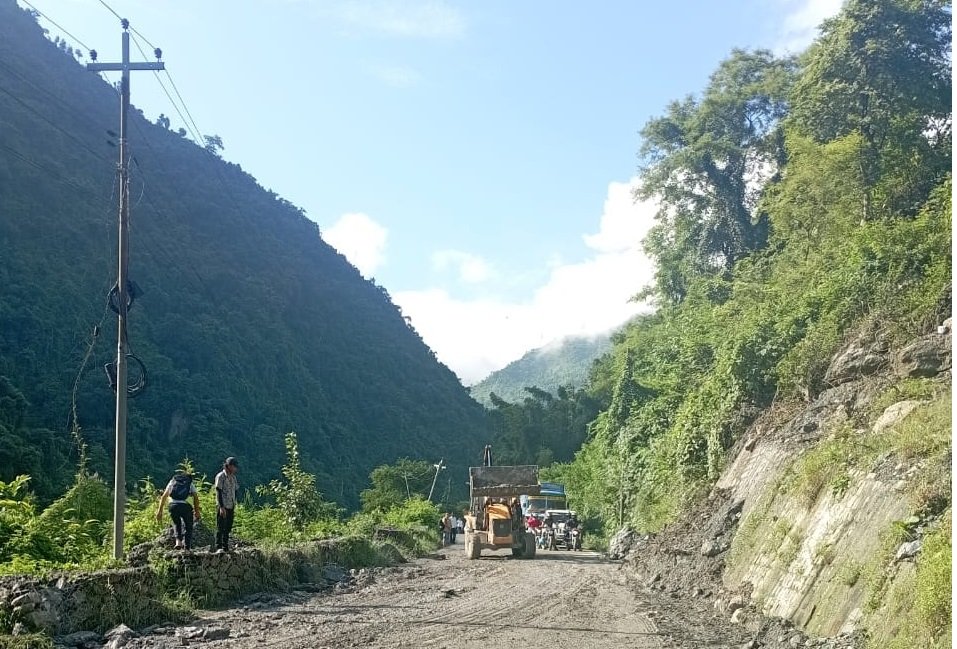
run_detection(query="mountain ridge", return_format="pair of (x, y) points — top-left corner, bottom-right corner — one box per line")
(0, 0), (487, 506)
(469, 333), (612, 406)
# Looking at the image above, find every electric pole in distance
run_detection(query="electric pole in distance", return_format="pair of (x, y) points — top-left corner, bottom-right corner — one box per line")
(87, 19), (164, 560)
(428, 459), (446, 503)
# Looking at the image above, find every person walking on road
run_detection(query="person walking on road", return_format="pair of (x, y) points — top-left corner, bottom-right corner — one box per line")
(214, 457), (239, 553)
(449, 515), (459, 544)
(156, 470), (201, 550)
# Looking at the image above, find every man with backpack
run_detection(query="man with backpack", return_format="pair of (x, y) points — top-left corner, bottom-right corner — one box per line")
(156, 470), (201, 550)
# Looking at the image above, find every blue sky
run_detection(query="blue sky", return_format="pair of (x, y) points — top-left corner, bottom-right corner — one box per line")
(20, 0), (842, 383)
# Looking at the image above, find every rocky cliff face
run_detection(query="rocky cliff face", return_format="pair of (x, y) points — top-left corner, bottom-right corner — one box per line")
(624, 322), (952, 647)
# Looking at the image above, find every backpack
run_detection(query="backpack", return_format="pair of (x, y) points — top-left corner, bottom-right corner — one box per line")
(170, 474), (192, 501)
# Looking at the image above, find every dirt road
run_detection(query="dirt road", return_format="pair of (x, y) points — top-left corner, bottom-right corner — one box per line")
(126, 543), (751, 649)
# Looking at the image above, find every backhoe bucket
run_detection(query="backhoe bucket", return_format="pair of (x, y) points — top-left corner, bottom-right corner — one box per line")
(469, 465), (541, 497)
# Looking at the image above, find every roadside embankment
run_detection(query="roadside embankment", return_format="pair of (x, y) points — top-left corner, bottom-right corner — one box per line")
(621, 324), (952, 648)
(0, 536), (407, 638)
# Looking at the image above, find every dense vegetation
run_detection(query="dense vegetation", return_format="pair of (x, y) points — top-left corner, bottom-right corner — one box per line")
(0, 439), (444, 576)
(0, 0), (489, 508)
(548, 0), (951, 536)
(479, 4), (950, 539)
(469, 334), (612, 406)
(456, 3), (951, 557)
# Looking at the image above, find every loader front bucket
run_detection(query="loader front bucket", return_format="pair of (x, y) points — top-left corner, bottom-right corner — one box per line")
(469, 465), (541, 497)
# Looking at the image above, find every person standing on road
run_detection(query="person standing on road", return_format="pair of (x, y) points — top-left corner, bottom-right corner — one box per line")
(214, 457), (239, 553)
(155, 470), (201, 550)
(440, 512), (452, 546)
(449, 515), (458, 544)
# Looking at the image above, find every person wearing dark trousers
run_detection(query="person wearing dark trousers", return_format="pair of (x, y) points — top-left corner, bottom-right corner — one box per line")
(156, 470), (201, 550)
(214, 456), (239, 553)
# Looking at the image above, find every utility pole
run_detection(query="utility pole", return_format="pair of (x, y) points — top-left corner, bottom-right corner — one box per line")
(87, 20), (164, 560)
(427, 459), (446, 503)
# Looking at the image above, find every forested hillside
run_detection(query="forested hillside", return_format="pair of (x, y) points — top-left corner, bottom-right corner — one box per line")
(0, 0), (488, 506)
(469, 334), (612, 406)
(545, 0), (951, 532)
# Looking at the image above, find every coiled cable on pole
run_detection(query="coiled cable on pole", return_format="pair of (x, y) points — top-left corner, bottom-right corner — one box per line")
(104, 353), (148, 398)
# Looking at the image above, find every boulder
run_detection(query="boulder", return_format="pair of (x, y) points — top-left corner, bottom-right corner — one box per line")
(607, 527), (637, 560)
(895, 540), (922, 561)
(727, 596), (747, 613)
(872, 400), (922, 434)
(895, 336), (952, 378)
(321, 564), (348, 583)
(825, 338), (887, 386)
(700, 539), (727, 557)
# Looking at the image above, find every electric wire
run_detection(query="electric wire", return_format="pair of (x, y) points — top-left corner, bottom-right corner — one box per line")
(0, 81), (106, 160)
(19, 0), (93, 53)
(128, 32), (204, 145)
(17, 1), (259, 391)
(93, 0), (122, 23)
(162, 69), (205, 147)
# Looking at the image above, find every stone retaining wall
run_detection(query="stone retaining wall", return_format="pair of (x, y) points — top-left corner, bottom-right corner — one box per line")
(0, 536), (396, 636)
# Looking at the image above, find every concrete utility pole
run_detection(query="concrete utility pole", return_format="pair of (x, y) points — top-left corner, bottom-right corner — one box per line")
(427, 459), (446, 503)
(87, 20), (164, 560)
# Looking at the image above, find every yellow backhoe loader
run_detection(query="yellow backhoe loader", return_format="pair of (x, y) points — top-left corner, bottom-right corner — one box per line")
(463, 446), (539, 560)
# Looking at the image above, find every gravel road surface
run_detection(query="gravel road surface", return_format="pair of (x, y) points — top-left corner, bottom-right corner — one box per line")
(123, 543), (752, 649)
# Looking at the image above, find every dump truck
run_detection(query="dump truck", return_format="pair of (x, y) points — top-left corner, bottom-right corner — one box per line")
(464, 446), (539, 560)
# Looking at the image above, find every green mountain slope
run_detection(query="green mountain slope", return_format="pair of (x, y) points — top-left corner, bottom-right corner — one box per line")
(469, 334), (613, 406)
(0, 1), (488, 506)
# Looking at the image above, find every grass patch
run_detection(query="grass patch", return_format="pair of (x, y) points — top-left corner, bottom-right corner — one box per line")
(868, 511), (952, 649)
(837, 559), (863, 587)
(914, 514), (952, 640)
(778, 532), (801, 566)
(783, 389), (950, 511)
(871, 391), (951, 463)
(867, 378), (941, 421)
(785, 426), (863, 508)
(0, 635), (54, 649)
(864, 519), (918, 613)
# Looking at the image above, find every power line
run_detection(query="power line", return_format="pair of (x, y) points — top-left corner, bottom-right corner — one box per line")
(95, 0), (162, 58)
(128, 32), (204, 145)
(0, 81), (107, 160)
(162, 69), (205, 146)
(19, 0), (93, 52)
(94, 0), (122, 23)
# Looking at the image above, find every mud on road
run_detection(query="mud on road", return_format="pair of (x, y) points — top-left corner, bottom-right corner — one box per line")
(125, 543), (753, 649)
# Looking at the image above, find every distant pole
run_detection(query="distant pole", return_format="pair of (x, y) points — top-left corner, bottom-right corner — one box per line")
(88, 20), (164, 560)
(427, 459), (445, 503)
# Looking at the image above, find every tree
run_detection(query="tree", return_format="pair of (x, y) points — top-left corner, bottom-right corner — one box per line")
(203, 134), (224, 156)
(789, 0), (952, 220)
(638, 49), (797, 304)
(359, 458), (434, 513)
(257, 433), (338, 531)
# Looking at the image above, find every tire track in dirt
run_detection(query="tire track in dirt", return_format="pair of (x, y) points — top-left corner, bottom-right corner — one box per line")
(129, 544), (745, 648)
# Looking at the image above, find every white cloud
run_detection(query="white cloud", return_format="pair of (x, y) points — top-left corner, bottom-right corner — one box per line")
(368, 63), (423, 88)
(774, 0), (844, 53)
(432, 250), (494, 284)
(583, 178), (652, 253)
(325, 0), (466, 39)
(393, 178), (659, 384)
(323, 212), (388, 278)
